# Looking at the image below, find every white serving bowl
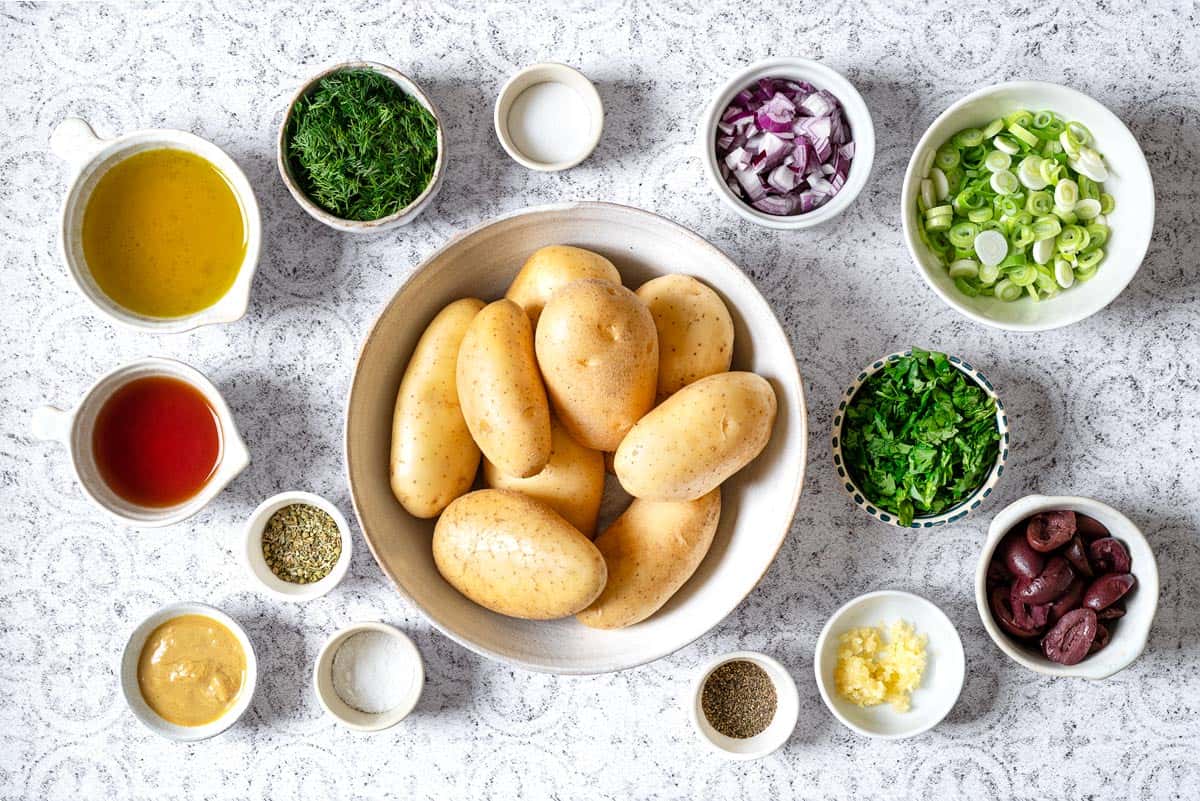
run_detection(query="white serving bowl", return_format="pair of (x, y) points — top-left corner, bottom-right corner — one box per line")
(120, 602), (258, 741)
(815, 591), (965, 739)
(345, 202), (808, 674)
(831, 349), (1010, 529)
(278, 61), (446, 233)
(688, 650), (800, 760)
(975, 495), (1158, 679)
(901, 81), (1154, 331)
(242, 491), (353, 602)
(494, 62), (604, 171)
(313, 621), (424, 733)
(30, 357), (250, 528)
(49, 118), (261, 333)
(699, 57), (875, 229)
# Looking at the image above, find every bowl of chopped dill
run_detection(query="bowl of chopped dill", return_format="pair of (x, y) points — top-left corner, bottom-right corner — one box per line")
(279, 61), (445, 232)
(831, 348), (1009, 529)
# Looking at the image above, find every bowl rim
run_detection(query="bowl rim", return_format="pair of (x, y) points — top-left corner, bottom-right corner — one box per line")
(312, 620), (425, 732)
(687, 649), (801, 760)
(900, 79), (1155, 332)
(493, 61), (604, 172)
(241, 490), (354, 602)
(831, 349), (1010, 528)
(973, 494), (1160, 679)
(343, 200), (808, 674)
(276, 60), (446, 231)
(119, 601), (258, 741)
(813, 589), (966, 740)
(698, 56), (876, 230)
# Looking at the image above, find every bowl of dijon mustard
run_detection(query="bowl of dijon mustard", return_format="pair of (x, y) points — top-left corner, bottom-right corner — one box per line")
(120, 602), (258, 741)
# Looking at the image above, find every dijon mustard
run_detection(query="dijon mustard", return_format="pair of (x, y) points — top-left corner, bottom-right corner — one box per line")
(137, 614), (246, 726)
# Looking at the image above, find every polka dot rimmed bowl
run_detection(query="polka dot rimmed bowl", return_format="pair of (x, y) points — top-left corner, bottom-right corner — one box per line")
(831, 350), (1010, 529)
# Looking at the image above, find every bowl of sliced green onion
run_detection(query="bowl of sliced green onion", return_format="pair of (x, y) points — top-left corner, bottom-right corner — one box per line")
(902, 82), (1153, 331)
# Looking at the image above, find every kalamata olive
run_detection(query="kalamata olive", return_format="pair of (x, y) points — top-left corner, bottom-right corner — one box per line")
(991, 585), (1045, 638)
(1026, 510), (1077, 552)
(1002, 527), (1045, 579)
(987, 558), (1012, 589)
(1083, 573), (1137, 612)
(1041, 608), (1098, 665)
(1088, 537), (1132, 575)
(1097, 601), (1126, 620)
(1048, 577), (1085, 624)
(1062, 535), (1093, 577)
(1088, 623), (1110, 654)
(1009, 580), (1050, 630)
(1016, 556), (1075, 605)
(1076, 513), (1110, 541)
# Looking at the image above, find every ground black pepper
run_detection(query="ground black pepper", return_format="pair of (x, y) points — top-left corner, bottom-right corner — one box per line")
(701, 659), (777, 738)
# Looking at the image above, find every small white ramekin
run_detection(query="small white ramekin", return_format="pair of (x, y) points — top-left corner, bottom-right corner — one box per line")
(494, 62), (604, 171)
(976, 495), (1158, 679)
(30, 357), (250, 528)
(314, 621), (424, 733)
(814, 590), (965, 740)
(49, 117), (261, 333)
(688, 650), (800, 760)
(242, 491), (353, 602)
(278, 61), (446, 233)
(698, 57), (875, 229)
(120, 601), (258, 741)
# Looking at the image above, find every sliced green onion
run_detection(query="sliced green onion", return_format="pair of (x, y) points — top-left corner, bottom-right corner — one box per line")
(935, 146), (960, 171)
(1027, 190), (1053, 215)
(1099, 193), (1115, 214)
(994, 278), (1022, 301)
(1054, 179), (1079, 211)
(1032, 236), (1055, 265)
(1033, 216), (1062, 240)
(926, 204), (953, 219)
(1012, 224), (1035, 249)
(978, 260), (1000, 284)
(1057, 225), (1087, 253)
(1005, 110), (1034, 128)
(1039, 158), (1063, 185)
(1017, 156), (1048, 190)
(1009, 122), (1040, 148)
(954, 128), (985, 148)
(974, 230), (1008, 267)
(1085, 223), (1109, 248)
(920, 179), (936, 210)
(993, 135), (1019, 155)
(949, 259), (979, 279)
(1053, 206), (1078, 225)
(968, 206), (994, 223)
(954, 277), (980, 297)
(1054, 258), (1075, 288)
(983, 118), (1005, 138)
(1031, 111), (1054, 129)
(1074, 198), (1102, 220)
(948, 221), (979, 249)
(985, 150), (1012, 172)
(1077, 248), (1105, 270)
(930, 167), (950, 200)
(990, 169), (1020, 195)
(1066, 121), (1092, 146)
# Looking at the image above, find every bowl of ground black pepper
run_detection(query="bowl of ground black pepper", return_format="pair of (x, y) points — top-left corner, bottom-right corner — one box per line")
(242, 491), (353, 602)
(278, 61), (445, 233)
(689, 651), (800, 760)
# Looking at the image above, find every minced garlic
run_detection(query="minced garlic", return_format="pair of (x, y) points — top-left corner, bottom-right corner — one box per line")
(834, 620), (927, 712)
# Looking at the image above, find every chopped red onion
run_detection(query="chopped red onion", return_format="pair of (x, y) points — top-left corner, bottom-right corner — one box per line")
(713, 75), (855, 216)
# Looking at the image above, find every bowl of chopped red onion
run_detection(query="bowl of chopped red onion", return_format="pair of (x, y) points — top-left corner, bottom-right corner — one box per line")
(700, 58), (874, 229)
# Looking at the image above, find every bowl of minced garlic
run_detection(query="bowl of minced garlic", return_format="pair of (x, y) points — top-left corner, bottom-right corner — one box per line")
(815, 590), (965, 739)
(120, 602), (258, 741)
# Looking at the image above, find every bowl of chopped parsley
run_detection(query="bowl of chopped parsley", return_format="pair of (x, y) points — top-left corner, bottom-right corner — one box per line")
(832, 348), (1009, 528)
(278, 62), (444, 232)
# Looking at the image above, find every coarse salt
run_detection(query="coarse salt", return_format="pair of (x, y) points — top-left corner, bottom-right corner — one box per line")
(331, 630), (411, 714)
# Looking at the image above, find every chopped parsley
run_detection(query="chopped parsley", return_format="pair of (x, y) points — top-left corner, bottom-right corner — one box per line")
(841, 348), (1000, 527)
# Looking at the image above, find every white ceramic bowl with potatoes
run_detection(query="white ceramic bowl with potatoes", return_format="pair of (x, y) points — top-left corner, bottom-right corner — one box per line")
(345, 202), (807, 674)
(902, 81), (1154, 331)
(975, 494), (1159, 679)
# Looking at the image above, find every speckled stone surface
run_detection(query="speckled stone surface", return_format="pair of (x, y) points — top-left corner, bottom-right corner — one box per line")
(3, 1), (1199, 799)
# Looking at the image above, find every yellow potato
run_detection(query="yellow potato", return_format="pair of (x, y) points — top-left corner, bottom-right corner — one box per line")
(535, 279), (658, 451)
(614, 371), (776, 500)
(505, 245), (621, 326)
(433, 489), (607, 619)
(577, 489), (721, 629)
(483, 420), (605, 537)
(390, 298), (485, 518)
(636, 274), (734, 399)
(457, 299), (552, 478)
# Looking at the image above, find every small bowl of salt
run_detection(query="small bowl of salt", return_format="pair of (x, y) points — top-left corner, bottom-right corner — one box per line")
(494, 62), (604, 171)
(313, 621), (424, 732)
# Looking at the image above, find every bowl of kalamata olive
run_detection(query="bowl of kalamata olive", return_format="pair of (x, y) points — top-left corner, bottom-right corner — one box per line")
(975, 495), (1158, 679)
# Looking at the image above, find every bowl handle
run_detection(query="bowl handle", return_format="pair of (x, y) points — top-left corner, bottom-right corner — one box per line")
(31, 405), (71, 443)
(50, 117), (108, 170)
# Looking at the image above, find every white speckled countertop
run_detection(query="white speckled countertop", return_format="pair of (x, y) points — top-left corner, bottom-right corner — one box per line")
(3, 2), (1198, 799)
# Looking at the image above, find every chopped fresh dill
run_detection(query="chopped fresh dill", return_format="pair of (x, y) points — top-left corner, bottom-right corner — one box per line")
(286, 68), (439, 221)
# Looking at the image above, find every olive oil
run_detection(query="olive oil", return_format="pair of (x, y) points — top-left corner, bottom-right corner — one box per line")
(82, 148), (246, 318)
